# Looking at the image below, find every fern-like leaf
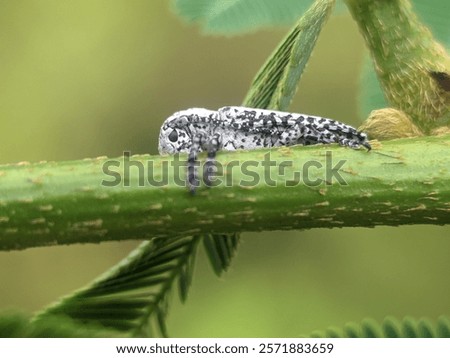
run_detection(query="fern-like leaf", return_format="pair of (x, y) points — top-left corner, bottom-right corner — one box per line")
(34, 236), (200, 337)
(309, 316), (450, 338)
(243, 0), (335, 110)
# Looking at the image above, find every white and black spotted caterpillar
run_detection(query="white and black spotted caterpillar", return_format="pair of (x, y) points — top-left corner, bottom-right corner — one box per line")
(158, 106), (371, 193)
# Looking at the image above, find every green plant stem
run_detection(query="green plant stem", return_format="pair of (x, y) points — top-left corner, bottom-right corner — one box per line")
(345, 0), (450, 132)
(1, 135), (450, 251)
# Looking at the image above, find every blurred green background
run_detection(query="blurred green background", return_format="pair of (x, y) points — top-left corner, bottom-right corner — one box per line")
(0, 0), (449, 337)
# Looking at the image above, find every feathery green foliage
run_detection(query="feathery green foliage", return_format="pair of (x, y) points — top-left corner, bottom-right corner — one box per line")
(36, 237), (200, 337)
(243, 0), (335, 110)
(310, 316), (450, 338)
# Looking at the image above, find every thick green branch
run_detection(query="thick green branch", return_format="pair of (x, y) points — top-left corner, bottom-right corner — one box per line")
(1, 135), (450, 251)
(345, 0), (450, 132)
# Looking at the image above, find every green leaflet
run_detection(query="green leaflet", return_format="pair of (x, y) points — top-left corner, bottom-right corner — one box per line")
(171, 0), (346, 35)
(203, 234), (240, 276)
(357, 0), (450, 120)
(243, 0), (335, 110)
(309, 316), (450, 338)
